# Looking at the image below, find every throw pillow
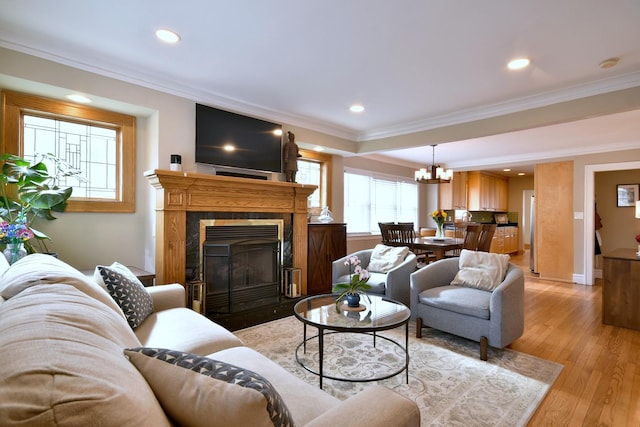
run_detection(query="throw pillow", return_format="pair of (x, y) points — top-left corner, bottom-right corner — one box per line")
(450, 249), (511, 292)
(94, 261), (146, 292)
(98, 266), (153, 329)
(124, 347), (294, 427)
(367, 244), (410, 273)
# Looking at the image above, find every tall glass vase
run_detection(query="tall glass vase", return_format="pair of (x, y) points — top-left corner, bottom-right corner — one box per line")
(3, 242), (27, 265)
(436, 223), (444, 238)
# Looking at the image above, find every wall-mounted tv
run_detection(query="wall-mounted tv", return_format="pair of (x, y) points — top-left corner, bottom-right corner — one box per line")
(195, 103), (283, 173)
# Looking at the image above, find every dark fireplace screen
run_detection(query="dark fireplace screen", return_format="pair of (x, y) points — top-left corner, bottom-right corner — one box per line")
(203, 225), (281, 314)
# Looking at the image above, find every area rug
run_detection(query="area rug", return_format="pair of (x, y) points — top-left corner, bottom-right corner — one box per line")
(235, 316), (562, 427)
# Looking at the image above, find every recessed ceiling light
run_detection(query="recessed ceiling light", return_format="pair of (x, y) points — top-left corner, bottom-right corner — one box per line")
(518, 172), (525, 176)
(350, 104), (365, 113)
(313, 146), (325, 152)
(507, 58), (530, 70)
(503, 168), (511, 172)
(155, 29), (181, 44)
(599, 57), (619, 69)
(66, 94), (91, 103)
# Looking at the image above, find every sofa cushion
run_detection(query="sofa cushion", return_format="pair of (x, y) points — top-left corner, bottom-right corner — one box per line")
(212, 346), (340, 426)
(125, 347), (294, 427)
(98, 266), (154, 329)
(418, 285), (491, 319)
(0, 283), (170, 426)
(367, 244), (410, 273)
(135, 306), (244, 355)
(450, 249), (510, 292)
(0, 253), (9, 276)
(0, 254), (126, 320)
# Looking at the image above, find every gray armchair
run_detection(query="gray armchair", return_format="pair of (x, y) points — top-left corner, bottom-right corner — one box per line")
(410, 257), (524, 360)
(332, 248), (417, 307)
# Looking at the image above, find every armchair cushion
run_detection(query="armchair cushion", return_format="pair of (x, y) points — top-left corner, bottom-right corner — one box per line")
(367, 244), (410, 273)
(450, 249), (510, 292)
(419, 285), (490, 319)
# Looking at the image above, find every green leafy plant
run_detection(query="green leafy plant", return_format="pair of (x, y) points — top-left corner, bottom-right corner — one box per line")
(333, 255), (371, 310)
(0, 153), (81, 253)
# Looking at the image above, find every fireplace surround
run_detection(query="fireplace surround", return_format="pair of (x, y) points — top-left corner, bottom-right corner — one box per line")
(145, 170), (316, 293)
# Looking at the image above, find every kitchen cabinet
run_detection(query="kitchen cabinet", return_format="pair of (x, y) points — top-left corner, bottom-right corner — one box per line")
(490, 226), (518, 254)
(467, 171), (508, 212)
(307, 223), (347, 295)
(438, 172), (467, 210)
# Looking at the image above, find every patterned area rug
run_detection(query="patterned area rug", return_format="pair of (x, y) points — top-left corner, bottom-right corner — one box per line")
(235, 316), (562, 427)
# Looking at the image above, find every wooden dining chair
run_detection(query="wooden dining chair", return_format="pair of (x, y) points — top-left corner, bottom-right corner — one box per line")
(445, 223), (483, 257)
(477, 224), (497, 252)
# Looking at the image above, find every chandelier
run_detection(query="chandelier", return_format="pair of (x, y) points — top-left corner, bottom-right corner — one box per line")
(414, 144), (453, 184)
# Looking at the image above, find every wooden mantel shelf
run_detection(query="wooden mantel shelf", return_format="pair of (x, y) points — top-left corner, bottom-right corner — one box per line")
(145, 169), (317, 289)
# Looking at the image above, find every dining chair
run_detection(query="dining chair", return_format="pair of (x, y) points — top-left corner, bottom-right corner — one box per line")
(477, 224), (497, 252)
(445, 223), (482, 257)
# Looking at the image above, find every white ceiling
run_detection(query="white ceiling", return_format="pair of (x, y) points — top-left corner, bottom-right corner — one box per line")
(1, 0), (639, 174)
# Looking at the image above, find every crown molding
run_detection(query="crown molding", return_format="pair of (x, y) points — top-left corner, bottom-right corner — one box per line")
(359, 72), (640, 141)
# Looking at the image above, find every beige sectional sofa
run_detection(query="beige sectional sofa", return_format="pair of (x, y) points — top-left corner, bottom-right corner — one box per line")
(0, 254), (420, 426)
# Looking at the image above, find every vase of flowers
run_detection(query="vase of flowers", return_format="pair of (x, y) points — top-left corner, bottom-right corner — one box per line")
(0, 220), (33, 264)
(333, 255), (371, 309)
(432, 209), (448, 238)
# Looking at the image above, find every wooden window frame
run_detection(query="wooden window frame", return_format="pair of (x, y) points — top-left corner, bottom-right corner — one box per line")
(299, 148), (332, 209)
(1, 90), (136, 212)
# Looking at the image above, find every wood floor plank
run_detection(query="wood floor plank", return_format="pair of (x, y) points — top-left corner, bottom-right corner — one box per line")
(507, 251), (640, 426)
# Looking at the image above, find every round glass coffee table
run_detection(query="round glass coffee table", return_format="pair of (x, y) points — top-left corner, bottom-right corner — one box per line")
(293, 294), (410, 389)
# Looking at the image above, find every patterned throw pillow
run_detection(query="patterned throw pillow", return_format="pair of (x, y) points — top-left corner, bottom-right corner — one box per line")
(124, 347), (295, 427)
(98, 267), (154, 329)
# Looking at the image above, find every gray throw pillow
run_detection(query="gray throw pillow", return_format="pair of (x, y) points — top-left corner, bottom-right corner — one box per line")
(124, 347), (294, 427)
(98, 266), (153, 329)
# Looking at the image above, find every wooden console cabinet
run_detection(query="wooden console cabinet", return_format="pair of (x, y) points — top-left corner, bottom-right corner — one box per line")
(307, 223), (347, 295)
(603, 249), (640, 331)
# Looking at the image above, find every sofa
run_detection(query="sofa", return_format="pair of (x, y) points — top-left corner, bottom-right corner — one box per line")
(332, 245), (417, 307)
(0, 254), (420, 426)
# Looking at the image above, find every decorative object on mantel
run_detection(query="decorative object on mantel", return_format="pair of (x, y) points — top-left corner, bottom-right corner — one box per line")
(282, 131), (301, 183)
(0, 153), (81, 254)
(333, 255), (371, 310)
(317, 206), (334, 223)
(431, 209), (448, 239)
(170, 154), (182, 172)
(635, 234), (640, 257)
(414, 144), (453, 184)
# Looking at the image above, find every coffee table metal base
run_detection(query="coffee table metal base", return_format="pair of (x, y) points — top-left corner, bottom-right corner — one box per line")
(295, 323), (409, 389)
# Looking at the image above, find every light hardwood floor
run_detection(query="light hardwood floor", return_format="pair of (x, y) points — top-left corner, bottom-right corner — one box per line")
(507, 252), (640, 426)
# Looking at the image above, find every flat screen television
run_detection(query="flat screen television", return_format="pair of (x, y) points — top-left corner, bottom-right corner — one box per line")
(195, 103), (283, 173)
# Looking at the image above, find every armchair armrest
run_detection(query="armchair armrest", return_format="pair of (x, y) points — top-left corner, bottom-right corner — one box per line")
(489, 263), (525, 347)
(303, 385), (420, 427)
(384, 252), (417, 305)
(146, 283), (186, 312)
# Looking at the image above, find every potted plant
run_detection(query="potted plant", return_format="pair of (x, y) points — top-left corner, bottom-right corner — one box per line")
(0, 153), (81, 256)
(333, 255), (371, 309)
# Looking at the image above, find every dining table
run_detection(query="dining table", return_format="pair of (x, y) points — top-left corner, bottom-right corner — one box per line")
(409, 237), (463, 261)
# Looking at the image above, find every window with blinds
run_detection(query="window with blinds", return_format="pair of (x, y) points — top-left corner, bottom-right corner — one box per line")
(344, 169), (418, 233)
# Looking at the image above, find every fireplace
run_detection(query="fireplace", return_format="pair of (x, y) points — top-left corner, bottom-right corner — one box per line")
(199, 220), (283, 314)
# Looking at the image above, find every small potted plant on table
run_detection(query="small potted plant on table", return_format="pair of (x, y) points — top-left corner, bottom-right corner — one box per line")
(333, 255), (371, 310)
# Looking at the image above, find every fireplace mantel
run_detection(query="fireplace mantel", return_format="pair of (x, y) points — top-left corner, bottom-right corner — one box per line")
(145, 169), (317, 290)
